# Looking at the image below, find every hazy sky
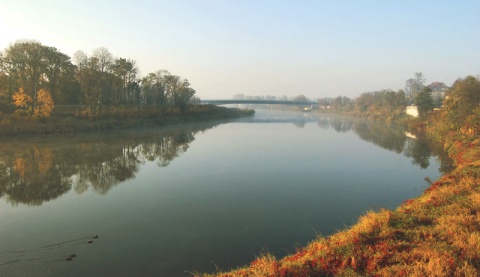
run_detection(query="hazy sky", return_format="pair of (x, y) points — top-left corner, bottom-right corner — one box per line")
(1, 0), (479, 99)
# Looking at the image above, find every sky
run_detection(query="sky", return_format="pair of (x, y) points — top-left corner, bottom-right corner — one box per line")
(0, 0), (479, 100)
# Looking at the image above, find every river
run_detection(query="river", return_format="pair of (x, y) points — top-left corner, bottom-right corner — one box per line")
(0, 110), (444, 276)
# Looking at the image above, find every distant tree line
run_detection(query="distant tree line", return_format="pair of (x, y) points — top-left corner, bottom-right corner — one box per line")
(234, 72), (449, 121)
(316, 72), (480, 143)
(0, 40), (196, 119)
(314, 72), (450, 121)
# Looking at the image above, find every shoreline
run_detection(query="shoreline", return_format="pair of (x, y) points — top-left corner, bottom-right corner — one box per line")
(200, 115), (480, 276)
(0, 105), (254, 136)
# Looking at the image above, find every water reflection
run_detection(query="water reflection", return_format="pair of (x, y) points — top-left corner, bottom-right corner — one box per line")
(348, 119), (452, 172)
(0, 114), (451, 207)
(241, 112), (451, 172)
(0, 122), (219, 206)
(294, 114), (451, 172)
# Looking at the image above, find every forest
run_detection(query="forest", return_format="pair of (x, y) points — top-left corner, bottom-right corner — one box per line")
(0, 40), (201, 118)
(0, 40), (255, 135)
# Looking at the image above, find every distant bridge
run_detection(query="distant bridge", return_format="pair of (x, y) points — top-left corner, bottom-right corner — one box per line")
(200, 99), (317, 106)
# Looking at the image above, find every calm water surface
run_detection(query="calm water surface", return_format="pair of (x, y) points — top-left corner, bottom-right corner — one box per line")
(0, 110), (444, 276)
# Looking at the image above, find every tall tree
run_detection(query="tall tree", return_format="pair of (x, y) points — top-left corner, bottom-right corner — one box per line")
(414, 86), (434, 118)
(92, 47), (113, 107)
(405, 72), (426, 104)
(1, 40), (47, 113)
(142, 73), (162, 105)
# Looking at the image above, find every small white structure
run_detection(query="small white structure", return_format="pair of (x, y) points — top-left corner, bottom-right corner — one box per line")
(406, 105), (419, 117)
(405, 132), (417, 139)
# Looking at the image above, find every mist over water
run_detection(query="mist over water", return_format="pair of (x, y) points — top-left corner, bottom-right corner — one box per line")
(0, 110), (443, 276)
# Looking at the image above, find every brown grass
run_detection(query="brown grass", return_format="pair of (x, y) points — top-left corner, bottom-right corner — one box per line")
(199, 134), (480, 276)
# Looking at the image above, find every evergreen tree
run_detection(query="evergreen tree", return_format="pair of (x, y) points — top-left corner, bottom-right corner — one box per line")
(414, 86), (434, 118)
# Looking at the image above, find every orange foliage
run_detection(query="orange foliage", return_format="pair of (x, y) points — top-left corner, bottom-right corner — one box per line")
(34, 89), (54, 118)
(12, 88), (33, 109)
(11, 88), (55, 118)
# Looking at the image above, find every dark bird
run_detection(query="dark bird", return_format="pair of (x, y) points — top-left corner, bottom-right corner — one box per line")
(66, 254), (76, 261)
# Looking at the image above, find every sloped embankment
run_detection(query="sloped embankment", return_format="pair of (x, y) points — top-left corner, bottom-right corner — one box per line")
(202, 138), (480, 276)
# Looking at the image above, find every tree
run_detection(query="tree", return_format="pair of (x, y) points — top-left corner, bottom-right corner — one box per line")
(175, 80), (195, 111)
(442, 76), (480, 128)
(355, 92), (374, 112)
(12, 88), (33, 111)
(331, 96), (353, 111)
(405, 72), (426, 104)
(34, 89), (54, 118)
(73, 49), (113, 116)
(43, 46), (76, 102)
(141, 72), (165, 105)
(11, 87), (54, 118)
(414, 86), (434, 118)
(1, 41), (78, 110)
(92, 47), (112, 74)
(395, 89), (407, 107)
(1, 40), (47, 114)
(2, 41), (199, 119)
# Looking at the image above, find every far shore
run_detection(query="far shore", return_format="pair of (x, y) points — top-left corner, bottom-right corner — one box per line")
(0, 104), (254, 136)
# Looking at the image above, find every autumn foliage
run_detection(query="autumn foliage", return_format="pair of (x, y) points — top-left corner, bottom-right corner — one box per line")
(12, 88), (33, 110)
(34, 89), (54, 118)
(11, 88), (54, 118)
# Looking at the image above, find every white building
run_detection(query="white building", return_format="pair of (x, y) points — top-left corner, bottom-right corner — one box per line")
(406, 106), (419, 117)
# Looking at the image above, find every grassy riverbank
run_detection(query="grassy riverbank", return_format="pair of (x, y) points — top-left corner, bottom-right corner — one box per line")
(200, 128), (479, 277)
(0, 104), (254, 136)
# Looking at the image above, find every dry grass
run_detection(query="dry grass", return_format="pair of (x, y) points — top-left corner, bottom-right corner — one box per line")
(199, 136), (480, 276)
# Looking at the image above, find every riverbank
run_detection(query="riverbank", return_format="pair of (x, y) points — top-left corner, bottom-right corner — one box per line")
(201, 120), (480, 276)
(0, 105), (254, 136)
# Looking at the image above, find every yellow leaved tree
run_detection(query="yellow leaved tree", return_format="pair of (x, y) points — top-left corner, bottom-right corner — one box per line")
(12, 88), (33, 111)
(12, 88), (54, 118)
(34, 89), (54, 118)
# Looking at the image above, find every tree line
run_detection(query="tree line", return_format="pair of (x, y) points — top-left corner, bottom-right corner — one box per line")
(0, 40), (196, 119)
(315, 72), (457, 122)
(316, 72), (480, 153)
(236, 72), (450, 122)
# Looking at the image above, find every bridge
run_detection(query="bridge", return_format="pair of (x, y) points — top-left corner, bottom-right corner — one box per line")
(200, 99), (317, 106)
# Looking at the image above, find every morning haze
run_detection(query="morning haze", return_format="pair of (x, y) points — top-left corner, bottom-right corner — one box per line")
(0, 0), (478, 100)
(0, 1), (479, 276)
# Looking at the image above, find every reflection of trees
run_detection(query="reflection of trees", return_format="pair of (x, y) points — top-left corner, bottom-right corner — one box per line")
(0, 123), (217, 206)
(0, 146), (72, 206)
(404, 138), (432, 169)
(331, 117), (354, 133)
(315, 116), (354, 132)
(139, 132), (195, 167)
(317, 117), (330, 130)
(354, 121), (406, 154)
(404, 134), (454, 173)
(324, 116), (453, 171)
(352, 119), (436, 168)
